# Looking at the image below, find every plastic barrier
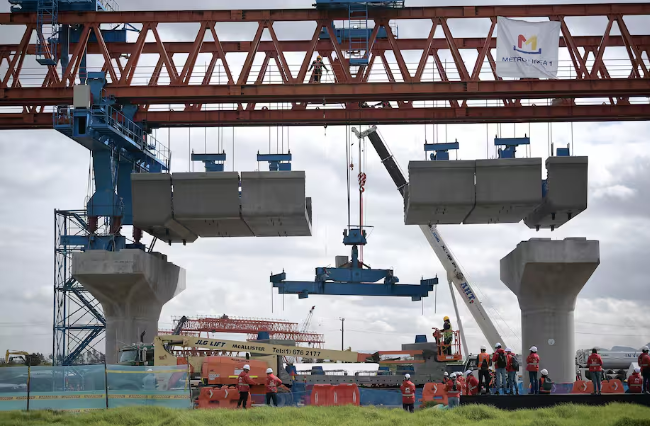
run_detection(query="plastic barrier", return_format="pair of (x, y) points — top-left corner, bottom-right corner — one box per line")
(601, 379), (624, 394)
(421, 382), (447, 406)
(197, 386), (239, 409)
(571, 380), (594, 394)
(330, 383), (360, 406)
(310, 384), (333, 406)
(107, 365), (191, 409)
(0, 366), (29, 411)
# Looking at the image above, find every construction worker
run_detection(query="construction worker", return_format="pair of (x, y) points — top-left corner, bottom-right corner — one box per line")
(373, 101), (392, 108)
(446, 372), (461, 408)
(627, 367), (643, 394)
(237, 364), (257, 409)
(465, 370), (479, 396)
(638, 346), (650, 393)
(265, 367), (284, 407)
(492, 342), (507, 395)
(308, 55), (328, 83)
(442, 371), (450, 385)
(442, 316), (453, 355)
(539, 369), (553, 395)
(456, 371), (466, 395)
(476, 345), (491, 394)
(505, 348), (520, 395)
(400, 373), (416, 413)
(587, 348), (604, 395)
(527, 346), (540, 394)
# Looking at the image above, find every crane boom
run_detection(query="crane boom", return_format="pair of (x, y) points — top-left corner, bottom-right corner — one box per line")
(353, 125), (506, 350)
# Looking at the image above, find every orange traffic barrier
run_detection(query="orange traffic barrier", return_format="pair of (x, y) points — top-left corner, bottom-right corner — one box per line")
(197, 386), (240, 409)
(310, 384), (334, 407)
(421, 382), (448, 406)
(571, 380), (594, 394)
(331, 383), (360, 406)
(601, 379), (624, 394)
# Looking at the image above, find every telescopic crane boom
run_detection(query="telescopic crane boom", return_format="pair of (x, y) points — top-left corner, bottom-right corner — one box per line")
(352, 126), (507, 351)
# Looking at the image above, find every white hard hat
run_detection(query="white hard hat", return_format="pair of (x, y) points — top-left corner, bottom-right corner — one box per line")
(404, 373), (411, 379)
(465, 370), (473, 376)
(530, 346), (538, 352)
(243, 364), (250, 370)
(635, 367), (641, 373)
(541, 369), (548, 375)
(457, 371), (463, 376)
(495, 342), (502, 348)
(505, 347), (512, 352)
(266, 368), (273, 374)
(643, 346), (649, 351)
(480, 345), (487, 351)
(444, 372), (449, 376)
(450, 373), (456, 378)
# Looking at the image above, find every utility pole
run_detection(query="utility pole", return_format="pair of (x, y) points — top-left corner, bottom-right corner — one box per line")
(340, 318), (345, 351)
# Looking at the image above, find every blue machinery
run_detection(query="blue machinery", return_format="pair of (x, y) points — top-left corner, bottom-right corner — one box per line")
(271, 227), (437, 301)
(315, 0), (404, 66)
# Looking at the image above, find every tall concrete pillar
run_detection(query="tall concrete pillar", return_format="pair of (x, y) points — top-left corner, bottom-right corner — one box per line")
(500, 238), (599, 387)
(72, 250), (186, 364)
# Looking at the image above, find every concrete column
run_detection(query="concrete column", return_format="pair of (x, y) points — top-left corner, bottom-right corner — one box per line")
(72, 249), (186, 364)
(500, 238), (599, 387)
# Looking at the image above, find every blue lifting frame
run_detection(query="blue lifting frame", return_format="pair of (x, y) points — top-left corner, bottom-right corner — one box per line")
(257, 152), (292, 171)
(192, 152), (227, 172)
(271, 227), (437, 301)
(494, 135), (530, 159)
(424, 141), (459, 161)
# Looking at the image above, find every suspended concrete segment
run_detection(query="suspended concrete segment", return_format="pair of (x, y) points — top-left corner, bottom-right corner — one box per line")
(172, 172), (254, 237)
(131, 173), (198, 244)
(405, 161), (476, 225)
(500, 238), (600, 387)
(405, 158), (542, 225)
(241, 171), (312, 237)
(71, 249), (186, 364)
(524, 156), (588, 231)
(464, 158), (542, 224)
(131, 171), (312, 241)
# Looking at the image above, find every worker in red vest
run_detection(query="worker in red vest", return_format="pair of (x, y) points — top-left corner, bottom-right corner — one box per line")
(587, 348), (604, 395)
(505, 348), (520, 395)
(456, 371), (466, 395)
(526, 346), (540, 394)
(638, 346), (650, 393)
(465, 370), (479, 396)
(400, 373), (416, 413)
(237, 364), (257, 409)
(442, 371), (450, 385)
(476, 345), (491, 394)
(628, 367), (643, 394)
(446, 373), (461, 408)
(265, 368), (285, 407)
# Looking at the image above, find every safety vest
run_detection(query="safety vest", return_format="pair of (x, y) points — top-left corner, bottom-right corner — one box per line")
(639, 353), (650, 370)
(478, 352), (490, 370)
(400, 381), (415, 403)
(447, 381), (460, 397)
(628, 374), (643, 393)
(527, 354), (540, 372)
(443, 323), (453, 339)
(587, 354), (603, 372)
(540, 377), (553, 394)
(313, 60), (323, 71)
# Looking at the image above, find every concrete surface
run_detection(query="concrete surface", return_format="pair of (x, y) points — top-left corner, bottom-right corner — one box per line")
(405, 161), (476, 225)
(241, 171), (312, 237)
(500, 238), (600, 387)
(465, 158), (543, 224)
(131, 173), (197, 244)
(71, 249), (186, 364)
(524, 156), (588, 230)
(172, 172), (254, 237)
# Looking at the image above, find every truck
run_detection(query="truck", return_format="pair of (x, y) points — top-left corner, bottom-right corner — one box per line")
(576, 346), (645, 381)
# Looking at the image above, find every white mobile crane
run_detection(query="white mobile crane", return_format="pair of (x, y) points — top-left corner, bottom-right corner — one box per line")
(352, 126), (507, 359)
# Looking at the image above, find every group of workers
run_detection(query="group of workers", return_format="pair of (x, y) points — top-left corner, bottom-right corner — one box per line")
(236, 365), (287, 409)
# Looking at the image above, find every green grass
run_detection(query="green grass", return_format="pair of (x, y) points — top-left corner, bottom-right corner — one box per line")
(0, 403), (649, 426)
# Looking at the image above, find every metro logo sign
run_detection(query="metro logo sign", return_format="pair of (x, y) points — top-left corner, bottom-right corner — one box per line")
(515, 34), (541, 54)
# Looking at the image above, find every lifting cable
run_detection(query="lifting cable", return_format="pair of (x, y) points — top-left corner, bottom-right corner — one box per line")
(346, 125), (351, 229)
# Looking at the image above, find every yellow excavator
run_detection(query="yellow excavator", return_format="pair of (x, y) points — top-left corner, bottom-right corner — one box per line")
(5, 350), (30, 364)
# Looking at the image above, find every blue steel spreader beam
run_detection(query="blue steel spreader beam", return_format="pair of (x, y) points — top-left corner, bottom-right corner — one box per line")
(271, 228), (438, 301)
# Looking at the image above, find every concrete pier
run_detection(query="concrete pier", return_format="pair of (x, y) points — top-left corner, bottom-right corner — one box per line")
(71, 250), (186, 364)
(500, 238), (599, 387)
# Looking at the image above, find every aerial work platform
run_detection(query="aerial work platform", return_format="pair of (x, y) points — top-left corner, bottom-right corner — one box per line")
(524, 156), (588, 230)
(405, 158), (542, 225)
(131, 171), (312, 243)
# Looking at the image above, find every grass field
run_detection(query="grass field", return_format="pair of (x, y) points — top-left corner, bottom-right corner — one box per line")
(0, 403), (649, 426)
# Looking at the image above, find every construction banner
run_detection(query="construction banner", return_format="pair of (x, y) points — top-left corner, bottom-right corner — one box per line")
(496, 16), (561, 78)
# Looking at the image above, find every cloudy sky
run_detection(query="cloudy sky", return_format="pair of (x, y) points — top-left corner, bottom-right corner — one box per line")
(0, 0), (649, 361)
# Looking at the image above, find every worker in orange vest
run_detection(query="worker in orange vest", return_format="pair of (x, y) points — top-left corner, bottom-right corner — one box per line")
(628, 367), (643, 394)
(638, 346), (650, 393)
(400, 373), (416, 413)
(442, 371), (450, 385)
(587, 348), (604, 395)
(539, 369), (553, 395)
(237, 364), (257, 409)
(465, 370), (479, 395)
(265, 368), (285, 407)
(526, 346), (540, 394)
(446, 373), (461, 408)
(456, 371), (466, 395)
(476, 345), (491, 394)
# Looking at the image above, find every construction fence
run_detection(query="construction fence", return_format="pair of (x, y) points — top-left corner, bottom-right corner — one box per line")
(0, 365), (191, 412)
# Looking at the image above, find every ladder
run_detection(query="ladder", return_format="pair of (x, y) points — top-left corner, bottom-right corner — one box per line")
(36, 0), (58, 65)
(347, 2), (369, 66)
